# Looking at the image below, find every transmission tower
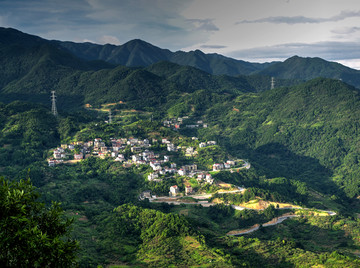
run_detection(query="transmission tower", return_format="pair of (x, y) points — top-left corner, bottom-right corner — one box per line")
(271, 77), (275, 90)
(51, 91), (58, 116)
(108, 109), (112, 124)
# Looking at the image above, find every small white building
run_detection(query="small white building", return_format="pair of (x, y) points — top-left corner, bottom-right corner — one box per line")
(207, 141), (217, 146)
(224, 163), (231, 169)
(167, 143), (176, 152)
(54, 151), (62, 160)
(199, 142), (207, 148)
(178, 169), (186, 176)
(169, 185), (179, 196)
(206, 174), (214, 184)
(197, 173), (206, 181)
(148, 173), (159, 181)
(132, 155), (142, 162)
(213, 163), (224, 171)
(150, 161), (162, 171)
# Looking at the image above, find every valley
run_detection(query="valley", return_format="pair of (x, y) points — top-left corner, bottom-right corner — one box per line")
(1, 27), (360, 267)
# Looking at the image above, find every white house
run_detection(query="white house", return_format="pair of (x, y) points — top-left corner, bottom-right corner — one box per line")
(207, 141), (217, 146)
(150, 161), (162, 171)
(178, 169), (186, 176)
(148, 173), (159, 181)
(206, 174), (214, 184)
(167, 143), (176, 152)
(213, 163), (224, 171)
(169, 185), (179, 196)
(199, 142), (207, 148)
(54, 151), (62, 160)
(132, 155), (142, 162)
(197, 173), (205, 181)
(224, 163), (231, 169)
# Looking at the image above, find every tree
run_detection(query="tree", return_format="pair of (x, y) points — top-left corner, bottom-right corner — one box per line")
(0, 177), (79, 267)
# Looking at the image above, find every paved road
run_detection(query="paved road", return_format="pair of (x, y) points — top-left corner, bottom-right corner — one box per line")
(228, 215), (299, 236)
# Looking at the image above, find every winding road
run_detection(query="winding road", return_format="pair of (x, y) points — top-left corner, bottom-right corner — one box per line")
(147, 159), (336, 236)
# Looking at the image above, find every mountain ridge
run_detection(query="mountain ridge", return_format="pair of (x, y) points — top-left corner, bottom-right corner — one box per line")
(1, 27), (359, 88)
(53, 37), (269, 75)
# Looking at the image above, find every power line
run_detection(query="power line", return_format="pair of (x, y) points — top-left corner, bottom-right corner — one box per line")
(271, 77), (275, 90)
(51, 91), (58, 116)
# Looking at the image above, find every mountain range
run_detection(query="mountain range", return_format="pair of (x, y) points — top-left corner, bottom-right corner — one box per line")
(1, 27), (360, 90)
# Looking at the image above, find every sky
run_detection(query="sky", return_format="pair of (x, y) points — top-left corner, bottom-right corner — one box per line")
(1, 0), (360, 69)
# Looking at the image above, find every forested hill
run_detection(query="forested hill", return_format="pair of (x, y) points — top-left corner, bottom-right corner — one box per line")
(257, 55), (360, 88)
(1, 27), (360, 89)
(196, 78), (360, 198)
(0, 27), (301, 109)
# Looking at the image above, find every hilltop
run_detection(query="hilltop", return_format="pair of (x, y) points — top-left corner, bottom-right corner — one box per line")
(256, 55), (360, 88)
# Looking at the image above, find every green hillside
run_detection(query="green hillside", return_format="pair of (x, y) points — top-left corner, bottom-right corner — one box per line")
(257, 55), (360, 88)
(0, 33), (271, 109)
(194, 78), (360, 199)
(1, 100), (360, 266)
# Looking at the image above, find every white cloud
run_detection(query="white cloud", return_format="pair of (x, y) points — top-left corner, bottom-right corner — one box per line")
(98, 35), (121, 45)
(227, 41), (360, 63)
(237, 10), (360, 24)
(337, 59), (360, 70)
(200, 44), (227, 49)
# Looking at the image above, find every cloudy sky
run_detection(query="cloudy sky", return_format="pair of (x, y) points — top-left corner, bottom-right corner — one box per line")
(1, 0), (360, 68)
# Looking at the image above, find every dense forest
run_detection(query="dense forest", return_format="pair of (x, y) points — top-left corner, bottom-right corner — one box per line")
(2, 27), (360, 267)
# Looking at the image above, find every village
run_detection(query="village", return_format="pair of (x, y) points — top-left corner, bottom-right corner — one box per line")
(48, 136), (249, 197)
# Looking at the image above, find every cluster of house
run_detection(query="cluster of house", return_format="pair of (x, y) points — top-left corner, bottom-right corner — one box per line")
(48, 136), (241, 198)
(199, 140), (217, 148)
(147, 162), (214, 184)
(162, 138), (216, 158)
(169, 184), (193, 196)
(212, 160), (239, 171)
(48, 137), (152, 166)
(163, 117), (208, 129)
(140, 184), (195, 199)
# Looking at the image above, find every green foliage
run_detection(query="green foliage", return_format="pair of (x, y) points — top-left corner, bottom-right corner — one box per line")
(257, 55), (360, 88)
(96, 204), (229, 267)
(0, 101), (59, 167)
(0, 177), (78, 267)
(199, 78), (360, 199)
